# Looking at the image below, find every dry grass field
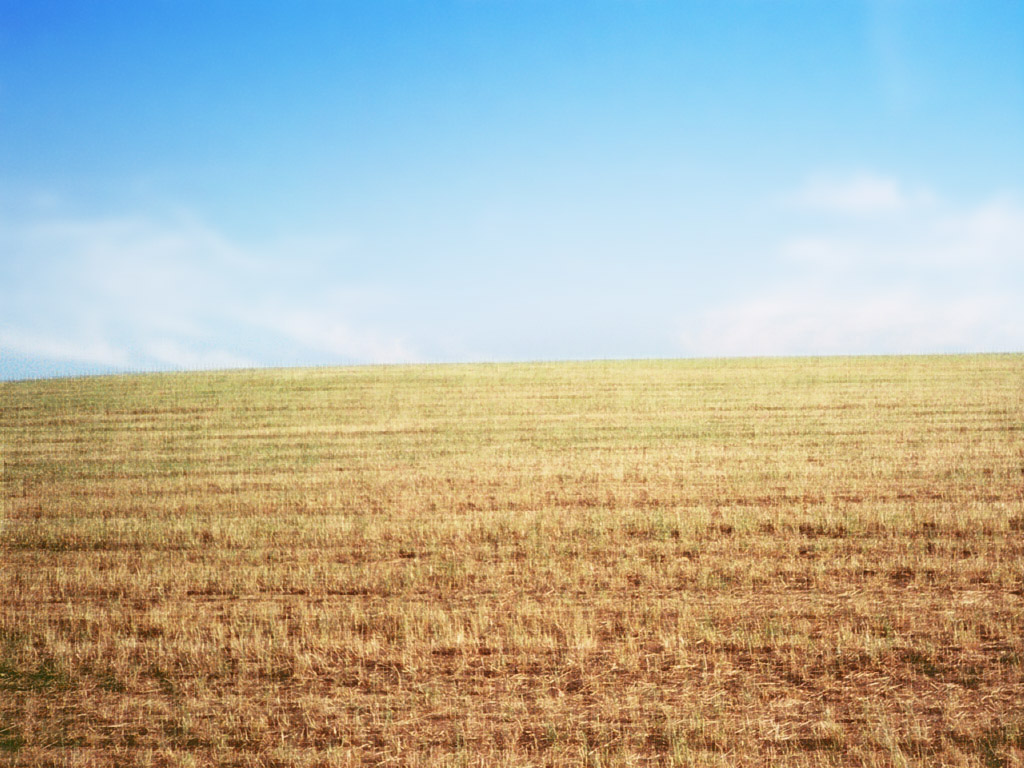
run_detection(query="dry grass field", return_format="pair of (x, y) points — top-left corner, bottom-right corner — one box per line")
(2, 355), (1023, 767)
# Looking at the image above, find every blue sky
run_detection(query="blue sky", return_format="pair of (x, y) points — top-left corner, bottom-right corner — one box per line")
(2, 1), (1022, 379)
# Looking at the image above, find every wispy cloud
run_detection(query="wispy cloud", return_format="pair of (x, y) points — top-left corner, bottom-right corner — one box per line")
(781, 184), (1024, 273)
(142, 340), (256, 371)
(682, 177), (1024, 357)
(788, 172), (931, 216)
(682, 291), (1015, 357)
(3, 174), (1020, 378)
(0, 327), (132, 369)
(933, 195), (1024, 266)
(252, 309), (418, 365)
(0, 203), (417, 377)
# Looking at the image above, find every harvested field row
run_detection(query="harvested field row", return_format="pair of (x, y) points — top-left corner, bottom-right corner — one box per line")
(2, 355), (1023, 766)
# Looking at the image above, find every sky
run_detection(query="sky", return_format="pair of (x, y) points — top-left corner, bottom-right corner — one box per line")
(1, 1), (1022, 379)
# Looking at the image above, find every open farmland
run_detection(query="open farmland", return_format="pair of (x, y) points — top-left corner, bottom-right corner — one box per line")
(2, 355), (1023, 767)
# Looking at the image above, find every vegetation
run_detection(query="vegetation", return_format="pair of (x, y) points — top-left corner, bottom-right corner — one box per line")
(2, 355), (1023, 767)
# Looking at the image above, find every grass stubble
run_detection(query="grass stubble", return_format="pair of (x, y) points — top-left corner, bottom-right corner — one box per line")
(1, 355), (1022, 767)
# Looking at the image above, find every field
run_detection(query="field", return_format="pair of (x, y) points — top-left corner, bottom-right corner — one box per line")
(2, 355), (1023, 767)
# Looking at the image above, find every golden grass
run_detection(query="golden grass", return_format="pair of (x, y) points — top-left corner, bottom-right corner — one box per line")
(2, 355), (1023, 767)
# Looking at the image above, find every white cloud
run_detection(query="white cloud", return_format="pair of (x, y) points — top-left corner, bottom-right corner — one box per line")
(681, 291), (1016, 357)
(0, 204), (417, 376)
(789, 172), (931, 216)
(3, 177), (1019, 377)
(682, 177), (1024, 357)
(780, 236), (861, 270)
(932, 195), (1024, 266)
(780, 188), (1024, 274)
(254, 309), (417, 365)
(0, 327), (131, 369)
(143, 340), (255, 371)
